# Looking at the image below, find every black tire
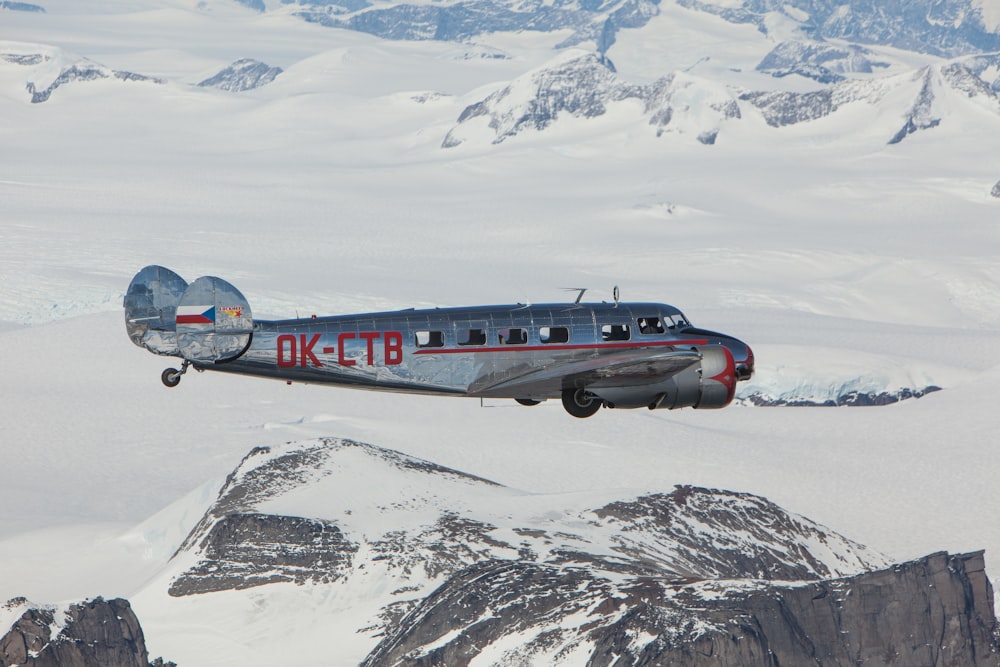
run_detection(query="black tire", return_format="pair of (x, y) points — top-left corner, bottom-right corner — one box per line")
(161, 368), (182, 388)
(562, 388), (601, 418)
(515, 398), (542, 407)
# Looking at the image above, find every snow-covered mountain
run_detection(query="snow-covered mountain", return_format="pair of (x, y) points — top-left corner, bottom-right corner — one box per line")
(441, 48), (1000, 146)
(230, 0), (1000, 59)
(3, 1), (1000, 665)
(131, 436), (994, 666)
(7, 1), (1000, 149)
(676, 0), (1000, 57)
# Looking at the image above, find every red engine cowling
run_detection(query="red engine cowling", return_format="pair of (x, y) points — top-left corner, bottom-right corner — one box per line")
(649, 345), (736, 410)
(691, 344), (737, 409)
(595, 345), (738, 411)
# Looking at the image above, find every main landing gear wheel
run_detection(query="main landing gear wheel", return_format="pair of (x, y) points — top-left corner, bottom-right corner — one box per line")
(562, 388), (602, 418)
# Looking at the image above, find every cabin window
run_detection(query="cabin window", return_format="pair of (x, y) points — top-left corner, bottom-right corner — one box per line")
(601, 323), (630, 341)
(637, 317), (666, 335)
(415, 330), (445, 348)
(458, 328), (486, 346)
(498, 328), (528, 345)
(540, 326), (569, 344)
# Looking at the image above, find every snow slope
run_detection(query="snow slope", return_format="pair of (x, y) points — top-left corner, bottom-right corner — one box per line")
(2, 0), (1000, 664)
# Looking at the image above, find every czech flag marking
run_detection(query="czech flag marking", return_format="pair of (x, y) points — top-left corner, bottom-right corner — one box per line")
(177, 305), (215, 325)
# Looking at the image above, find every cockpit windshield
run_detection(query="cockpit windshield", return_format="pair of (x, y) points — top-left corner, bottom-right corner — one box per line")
(663, 312), (690, 329)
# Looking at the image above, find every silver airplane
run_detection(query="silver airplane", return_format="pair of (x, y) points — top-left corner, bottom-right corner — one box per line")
(124, 265), (754, 418)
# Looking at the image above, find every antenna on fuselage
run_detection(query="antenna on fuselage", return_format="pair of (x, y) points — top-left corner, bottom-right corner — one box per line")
(613, 285), (620, 307)
(562, 287), (587, 304)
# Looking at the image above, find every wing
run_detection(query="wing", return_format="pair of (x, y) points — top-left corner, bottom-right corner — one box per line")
(477, 347), (702, 398)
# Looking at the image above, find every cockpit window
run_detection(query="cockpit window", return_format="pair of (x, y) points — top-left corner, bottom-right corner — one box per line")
(664, 313), (690, 329)
(637, 317), (665, 335)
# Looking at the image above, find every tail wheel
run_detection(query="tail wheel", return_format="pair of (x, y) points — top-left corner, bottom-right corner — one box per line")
(161, 368), (182, 388)
(515, 398), (542, 407)
(562, 388), (602, 418)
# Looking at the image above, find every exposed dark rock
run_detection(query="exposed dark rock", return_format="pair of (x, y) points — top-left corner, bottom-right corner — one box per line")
(0, 53), (46, 66)
(26, 65), (163, 103)
(163, 438), (998, 665)
(444, 53), (737, 145)
(740, 385), (942, 406)
(591, 487), (876, 580)
(992, 180), (1000, 198)
(363, 551), (999, 667)
(888, 67), (941, 144)
(168, 513), (358, 596)
(742, 61), (998, 139)
(0, 597), (171, 667)
(294, 0), (657, 48)
(740, 87), (839, 127)
(674, 0), (1000, 58)
(196, 58), (283, 92)
(757, 40), (889, 83)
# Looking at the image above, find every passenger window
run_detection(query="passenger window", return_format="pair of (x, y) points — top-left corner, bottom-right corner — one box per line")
(498, 328), (527, 345)
(601, 324), (630, 341)
(637, 317), (666, 335)
(540, 326), (569, 344)
(458, 328), (486, 346)
(415, 330), (444, 348)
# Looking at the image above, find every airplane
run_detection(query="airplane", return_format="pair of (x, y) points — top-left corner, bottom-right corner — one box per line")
(124, 265), (754, 418)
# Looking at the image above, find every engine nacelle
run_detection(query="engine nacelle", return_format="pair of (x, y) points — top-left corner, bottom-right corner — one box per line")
(596, 345), (737, 411)
(687, 344), (737, 409)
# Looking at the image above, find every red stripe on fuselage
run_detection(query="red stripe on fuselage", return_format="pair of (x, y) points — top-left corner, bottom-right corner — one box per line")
(412, 339), (709, 355)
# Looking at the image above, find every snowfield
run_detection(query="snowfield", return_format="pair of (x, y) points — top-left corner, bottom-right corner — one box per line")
(2, 0), (1000, 664)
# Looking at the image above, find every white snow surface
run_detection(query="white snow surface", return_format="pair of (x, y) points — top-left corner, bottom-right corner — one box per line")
(2, 1), (1000, 665)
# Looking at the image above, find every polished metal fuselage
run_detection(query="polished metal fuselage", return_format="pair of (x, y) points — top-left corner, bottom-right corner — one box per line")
(125, 265), (754, 414)
(212, 302), (750, 400)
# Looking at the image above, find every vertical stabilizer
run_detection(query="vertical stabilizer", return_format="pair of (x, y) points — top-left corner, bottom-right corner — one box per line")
(124, 265), (189, 356)
(175, 276), (253, 363)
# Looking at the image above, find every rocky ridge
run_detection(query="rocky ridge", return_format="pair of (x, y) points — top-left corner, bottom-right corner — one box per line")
(293, 0), (658, 54)
(442, 50), (1000, 146)
(0, 597), (170, 667)
(2, 437), (995, 665)
(280, 0), (1000, 59)
(1, 51), (281, 103)
(156, 437), (999, 665)
(197, 58), (283, 92)
(365, 550), (997, 666)
(169, 439), (889, 600)
(25, 63), (163, 104)
(756, 40), (890, 84)
(739, 384), (943, 407)
(442, 52), (741, 147)
(674, 0), (1000, 58)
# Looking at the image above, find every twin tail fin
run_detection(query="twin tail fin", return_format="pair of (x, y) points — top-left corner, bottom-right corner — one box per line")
(124, 265), (253, 364)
